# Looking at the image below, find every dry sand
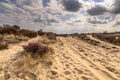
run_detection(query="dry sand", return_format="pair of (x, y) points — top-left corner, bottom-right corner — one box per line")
(0, 35), (120, 80)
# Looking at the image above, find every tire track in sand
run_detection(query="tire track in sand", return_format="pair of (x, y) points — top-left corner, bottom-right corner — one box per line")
(60, 37), (119, 80)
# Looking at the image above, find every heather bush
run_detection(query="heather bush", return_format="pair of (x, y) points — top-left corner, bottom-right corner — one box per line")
(37, 30), (45, 36)
(92, 33), (120, 46)
(23, 43), (49, 57)
(20, 29), (37, 38)
(12, 25), (20, 30)
(47, 32), (56, 40)
(3, 26), (17, 34)
(0, 25), (18, 35)
(0, 25), (37, 37)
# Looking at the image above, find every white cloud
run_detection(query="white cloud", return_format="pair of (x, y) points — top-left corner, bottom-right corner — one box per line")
(0, 0), (119, 33)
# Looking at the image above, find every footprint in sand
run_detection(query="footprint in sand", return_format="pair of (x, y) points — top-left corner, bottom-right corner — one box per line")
(66, 78), (71, 80)
(0, 68), (3, 73)
(4, 73), (10, 80)
(74, 68), (84, 74)
(65, 64), (70, 68)
(15, 71), (37, 80)
(81, 76), (90, 80)
(105, 66), (115, 72)
(47, 70), (58, 79)
(26, 72), (37, 80)
(15, 71), (25, 79)
(64, 71), (71, 75)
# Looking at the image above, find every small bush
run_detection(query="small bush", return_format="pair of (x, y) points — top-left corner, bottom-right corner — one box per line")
(12, 25), (20, 30)
(0, 26), (17, 35)
(4, 26), (17, 34)
(37, 30), (45, 36)
(20, 29), (37, 38)
(0, 25), (20, 35)
(23, 43), (49, 57)
(47, 32), (56, 40)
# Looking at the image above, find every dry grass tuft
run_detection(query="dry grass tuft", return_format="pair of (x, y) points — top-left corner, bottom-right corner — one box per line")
(0, 41), (8, 50)
(10, 46), (54, 74)
(47, 32), (56, 40)
(40, 37), (56, 45)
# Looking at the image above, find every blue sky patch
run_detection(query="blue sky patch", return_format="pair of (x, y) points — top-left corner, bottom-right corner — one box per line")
(42, 0), (50, 7)
(93, 0), (104, 2)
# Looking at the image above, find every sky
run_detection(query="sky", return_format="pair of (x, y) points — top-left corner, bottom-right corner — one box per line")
(0, 0), (120, 34)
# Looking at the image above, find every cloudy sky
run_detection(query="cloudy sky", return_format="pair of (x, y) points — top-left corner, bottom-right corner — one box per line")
(0, 0), (120, 34)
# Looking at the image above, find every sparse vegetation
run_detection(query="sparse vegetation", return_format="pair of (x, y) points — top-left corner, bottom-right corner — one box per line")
(23, 43), (49, 58)
(12, 25), (20, 30)
(92, 33), (120, 46)
(20, 29), (37, 38)
(0, 41), (8, 50)
(79, 35), (100, 46)
(0, 25), (37, 38)
(39, 37), (56, 45)
(47, 32), (56, 40)
(37, 30), (45, 36)
(0, 25), (18, 35)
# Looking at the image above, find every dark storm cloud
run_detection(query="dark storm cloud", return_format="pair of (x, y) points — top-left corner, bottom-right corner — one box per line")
(111, 0), (120, 14)
(62, 0), (82, 12)
(87, 5), (107, 16)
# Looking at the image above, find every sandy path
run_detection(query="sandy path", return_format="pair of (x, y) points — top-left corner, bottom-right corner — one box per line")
(0, 36), (40, 63)
(47, 37), (120, 80)
(61, 38), (120, 80)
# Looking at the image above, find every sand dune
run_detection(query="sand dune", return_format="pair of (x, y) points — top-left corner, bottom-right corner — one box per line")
(0, 35), (120, 80)
(0, 36), (40, 63)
